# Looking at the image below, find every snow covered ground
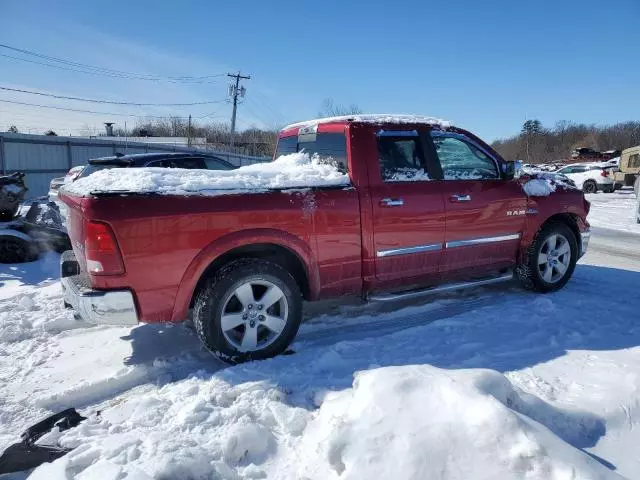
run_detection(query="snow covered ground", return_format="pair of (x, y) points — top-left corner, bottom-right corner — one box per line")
(586, 189), (640, 234)
(1, 196), (640, 479)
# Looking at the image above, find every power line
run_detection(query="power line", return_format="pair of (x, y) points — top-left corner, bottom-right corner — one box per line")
(0, 53), (222, 84)
(0, 98), (227, 119)
(0, 86), (225, 106)
(0, 43), (226, 82)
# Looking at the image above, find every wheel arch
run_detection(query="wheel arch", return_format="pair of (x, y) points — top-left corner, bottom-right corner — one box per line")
(520, 212), (582, 263)
(171, 229), (319, 322)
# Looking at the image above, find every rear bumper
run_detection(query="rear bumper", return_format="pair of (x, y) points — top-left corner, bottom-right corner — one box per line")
(579, 229), (591, 258)
(60, 251), (138, 326)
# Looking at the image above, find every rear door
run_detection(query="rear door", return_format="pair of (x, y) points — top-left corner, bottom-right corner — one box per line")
(427, 131), (527, 277)
(369, 129), (445, 290)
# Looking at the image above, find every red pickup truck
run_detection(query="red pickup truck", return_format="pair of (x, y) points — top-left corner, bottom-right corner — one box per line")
(60, 115), (591, 363)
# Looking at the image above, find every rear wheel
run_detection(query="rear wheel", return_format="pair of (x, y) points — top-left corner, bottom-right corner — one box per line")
(193, 259), (302, 364)
(582, 180), (597, 194)
(516, 223), (578, 293)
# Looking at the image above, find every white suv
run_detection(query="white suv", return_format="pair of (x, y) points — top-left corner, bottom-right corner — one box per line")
(555, 163), (615, 193)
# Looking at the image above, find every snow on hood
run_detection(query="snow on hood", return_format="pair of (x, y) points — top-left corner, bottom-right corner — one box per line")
(522, 172), (578, 197)
(284, 113), (451, 130)
(62, 152), (350, 197)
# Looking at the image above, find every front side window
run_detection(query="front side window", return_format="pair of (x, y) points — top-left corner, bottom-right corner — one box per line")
(431, 133), (499, 180)
(629, 153), (640, 169)
(377, 134), (430, 182)
(275, 133), (348, 172)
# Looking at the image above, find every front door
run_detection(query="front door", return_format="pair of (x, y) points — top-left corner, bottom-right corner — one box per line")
(369, 130), (446, 291)
(428, 131), (527, 277)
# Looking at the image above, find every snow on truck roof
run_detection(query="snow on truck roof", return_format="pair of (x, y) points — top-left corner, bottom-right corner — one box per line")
(283, 114), (452, 131)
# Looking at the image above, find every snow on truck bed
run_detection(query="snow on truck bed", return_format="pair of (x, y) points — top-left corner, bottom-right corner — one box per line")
(63, 152), (350, 197)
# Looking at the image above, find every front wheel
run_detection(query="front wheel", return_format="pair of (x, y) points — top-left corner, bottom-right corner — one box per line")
(516, 223), (578, 293)
(193, 259), (302, 364)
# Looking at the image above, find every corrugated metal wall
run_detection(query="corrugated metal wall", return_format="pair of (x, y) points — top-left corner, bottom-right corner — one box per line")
(0, 133), (270, 198)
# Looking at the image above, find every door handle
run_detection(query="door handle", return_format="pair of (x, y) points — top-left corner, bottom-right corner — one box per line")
(380, 197), (404, 207)
(450, 194), (471, 202)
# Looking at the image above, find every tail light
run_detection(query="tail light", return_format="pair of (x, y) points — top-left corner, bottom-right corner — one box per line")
(600, 170), (609, 177)
(85, 221), (124, 275)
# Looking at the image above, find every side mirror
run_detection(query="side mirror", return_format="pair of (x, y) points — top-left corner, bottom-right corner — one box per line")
(503, 160), (523, 181)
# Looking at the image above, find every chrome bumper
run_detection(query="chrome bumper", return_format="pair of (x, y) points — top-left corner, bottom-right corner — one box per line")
(61, 252), (138, 326)
(579, 229), (591, 258)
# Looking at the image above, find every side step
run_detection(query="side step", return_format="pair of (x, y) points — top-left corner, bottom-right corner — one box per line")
(368, 271), (514, 302)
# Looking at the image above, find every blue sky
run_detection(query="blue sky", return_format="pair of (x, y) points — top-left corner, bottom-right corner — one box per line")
(0, 0), (638, 141)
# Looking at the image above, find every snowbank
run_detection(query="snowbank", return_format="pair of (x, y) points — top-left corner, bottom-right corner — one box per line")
(29, 365), (618, 479)
(294, 366), (616, 479)
(63, 152), (350, 197)
(284, 113), (451, 130)
(522, 172), (577, 197)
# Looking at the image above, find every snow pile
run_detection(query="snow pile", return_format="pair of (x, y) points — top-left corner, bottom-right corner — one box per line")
(285, 113), (451, 130)
(522, 172), (577, 197)
(31, 365), (618, 479)
(523, 178), (557, 196)
(293, 365), (616, 479)
(63, 152), (350, 197)
(0, 284), (86, 344)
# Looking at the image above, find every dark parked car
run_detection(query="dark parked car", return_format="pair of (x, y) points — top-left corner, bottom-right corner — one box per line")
(50, 153), (235, 203)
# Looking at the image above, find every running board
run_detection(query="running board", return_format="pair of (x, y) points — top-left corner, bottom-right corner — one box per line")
(368, 271), (514, 302)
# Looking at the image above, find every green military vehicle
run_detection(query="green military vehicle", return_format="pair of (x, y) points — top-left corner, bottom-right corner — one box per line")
(613, 145), (640, 197)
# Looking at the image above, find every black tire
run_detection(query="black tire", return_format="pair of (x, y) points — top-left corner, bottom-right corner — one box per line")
(602, 186), (614, 193)
(516, 222), (578, 293)
(582, 180), (597, 194)
(0, 236), (38, 264)
(193, 258), (302, 364)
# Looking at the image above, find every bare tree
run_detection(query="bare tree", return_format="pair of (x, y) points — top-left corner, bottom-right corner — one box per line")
(79, 124), (99, 137)
(318, 98), (363, 117)
(492, 121), (640, 163)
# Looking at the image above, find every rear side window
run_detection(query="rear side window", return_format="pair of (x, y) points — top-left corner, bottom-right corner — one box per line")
(275, 133), (348, 172)
(431, 133), (498, 180)
(377, 133), (429, 182)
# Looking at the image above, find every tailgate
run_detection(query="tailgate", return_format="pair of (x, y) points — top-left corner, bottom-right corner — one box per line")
(60, 191), (87, 272)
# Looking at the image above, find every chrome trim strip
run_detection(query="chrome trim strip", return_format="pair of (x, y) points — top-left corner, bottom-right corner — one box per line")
(446, 233), (520, 249)
(377, 243), (442, 258)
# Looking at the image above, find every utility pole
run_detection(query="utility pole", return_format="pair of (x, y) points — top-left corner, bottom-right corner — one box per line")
(227, 71), (250, 150)
(188, 114), (192, 147)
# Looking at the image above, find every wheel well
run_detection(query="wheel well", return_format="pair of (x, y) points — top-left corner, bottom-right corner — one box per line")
(540, 213), (580, 244)
(190, 243), (310, 307)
